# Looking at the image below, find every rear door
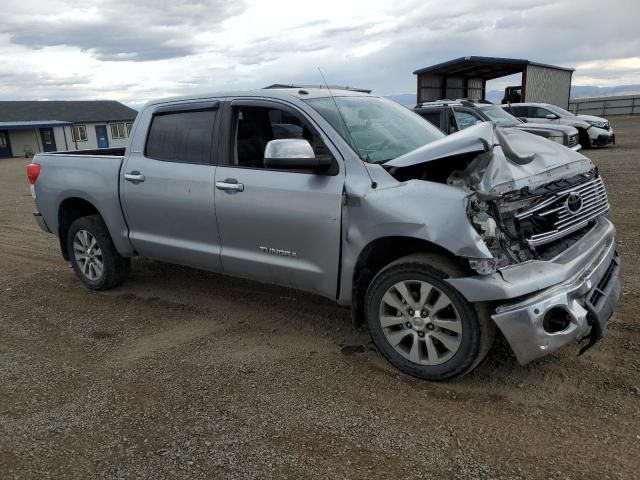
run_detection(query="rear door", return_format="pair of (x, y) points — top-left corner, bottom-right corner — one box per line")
(0, 130), (13, 158)
(120, 101), (223, 271)
(95, 125), (110, 148)
(213, 98), (345, 298)
(39, 128), (57, 152)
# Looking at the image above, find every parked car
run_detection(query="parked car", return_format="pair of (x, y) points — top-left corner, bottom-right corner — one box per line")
(502, 103), (615, 148)
(414, 100), (581, 150)
(27, 88), (620, 381)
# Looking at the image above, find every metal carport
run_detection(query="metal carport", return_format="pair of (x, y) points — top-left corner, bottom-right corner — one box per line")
(413, 56), (574, 107)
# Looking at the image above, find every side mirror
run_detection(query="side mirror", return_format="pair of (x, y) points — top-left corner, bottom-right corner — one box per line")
(518, 117), (528, 123)
(264, 139), (332, 171)
(545, 113), (559, 120)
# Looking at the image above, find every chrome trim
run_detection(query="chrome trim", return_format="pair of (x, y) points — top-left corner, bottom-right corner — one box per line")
(516, 176), (609, 247)
(446, 218), (616, 302)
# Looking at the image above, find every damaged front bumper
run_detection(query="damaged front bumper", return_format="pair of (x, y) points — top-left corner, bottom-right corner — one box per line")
(447, 218), (621, 364)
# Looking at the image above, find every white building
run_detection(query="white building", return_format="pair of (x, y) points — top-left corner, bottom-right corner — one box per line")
(0, 100), (137, 159)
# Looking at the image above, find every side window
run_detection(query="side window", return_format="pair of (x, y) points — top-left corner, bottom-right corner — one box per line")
(231, 106), (333, 172)
(447, 110), (459, 133)
(417, 110), (442, 129)
(509, 106), (527, 117)
(146, 109), (216, 164)
(72, 125), (87, 142)
(110, 123), (126, 139)
(453, 108), (482, 130)
(530, 107), (551, 119)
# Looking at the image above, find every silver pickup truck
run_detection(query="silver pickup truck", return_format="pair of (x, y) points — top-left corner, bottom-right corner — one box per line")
(27, 88), (620, 380)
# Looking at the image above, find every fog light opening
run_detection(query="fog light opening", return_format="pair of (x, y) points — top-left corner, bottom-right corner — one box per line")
(543, 307), (573, 333)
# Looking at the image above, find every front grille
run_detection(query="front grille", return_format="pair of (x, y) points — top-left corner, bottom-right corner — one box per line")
(568, 134), (579, 148)
(516, 175), (609, 247)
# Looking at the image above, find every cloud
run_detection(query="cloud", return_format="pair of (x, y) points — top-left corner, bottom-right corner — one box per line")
(0, 0), (640, 104)
(1, 0), (246, 61)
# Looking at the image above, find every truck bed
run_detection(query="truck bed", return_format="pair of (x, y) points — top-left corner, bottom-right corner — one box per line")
(33, 149), (133, 256)
(52, 147), (126, 157)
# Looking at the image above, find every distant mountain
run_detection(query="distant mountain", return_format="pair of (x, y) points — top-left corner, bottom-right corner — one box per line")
(388, 84), (640, 106)
(486, 84), (640, 102)
(569, 84), (640, 98)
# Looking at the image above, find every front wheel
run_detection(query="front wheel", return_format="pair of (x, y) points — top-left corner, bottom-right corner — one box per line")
(365, 254), (494, 380)
(67, 215), (130, 290)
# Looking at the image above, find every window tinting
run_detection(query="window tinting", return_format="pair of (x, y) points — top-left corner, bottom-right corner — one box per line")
(146, 110), (216, 163)
(530, 106), (552, 118)
(417, 110), (442, 128)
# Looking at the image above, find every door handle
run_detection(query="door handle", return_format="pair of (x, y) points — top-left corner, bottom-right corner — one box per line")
(216, 180), (244, 192)
(124, 171), (145, 183)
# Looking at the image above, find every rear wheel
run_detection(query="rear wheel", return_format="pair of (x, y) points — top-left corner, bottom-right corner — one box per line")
(365, 254), (494, 380)
(67, 215), (130, 290)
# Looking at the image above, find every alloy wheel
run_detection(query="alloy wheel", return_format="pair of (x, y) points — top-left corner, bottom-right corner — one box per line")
(378, 280), (462, 365)
(73, 230), (104, 281)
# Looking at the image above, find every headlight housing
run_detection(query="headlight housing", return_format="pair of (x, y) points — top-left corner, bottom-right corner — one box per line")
(548, 135), (564, 144)
(587, 120), (608, 129)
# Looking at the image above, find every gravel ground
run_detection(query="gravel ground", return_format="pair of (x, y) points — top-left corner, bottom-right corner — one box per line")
(1, 117), (639, 479)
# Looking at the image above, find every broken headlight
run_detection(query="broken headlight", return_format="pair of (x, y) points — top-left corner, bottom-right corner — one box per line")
(466, 196), (517, 275)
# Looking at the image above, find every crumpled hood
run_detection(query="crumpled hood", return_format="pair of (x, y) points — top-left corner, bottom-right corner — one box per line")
(577, 114), (608, 123)
(384, 122), (593, 194)
(516, 122), (578, 136)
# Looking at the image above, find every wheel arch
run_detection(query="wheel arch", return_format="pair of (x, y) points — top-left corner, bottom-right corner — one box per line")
(350, 236), (470, 328)
(58, 197), (102, 260)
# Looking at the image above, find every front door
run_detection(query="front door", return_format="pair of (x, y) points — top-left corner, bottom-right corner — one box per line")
(39, 128), (57, 152)
(0, 130), (12, 158)
(214, 99), (345, 299)
(95, 125), (109, 148)
(120, 101), (223, 271)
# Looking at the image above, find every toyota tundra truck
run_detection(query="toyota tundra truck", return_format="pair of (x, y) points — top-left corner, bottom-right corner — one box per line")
(27, 88), (621, 380)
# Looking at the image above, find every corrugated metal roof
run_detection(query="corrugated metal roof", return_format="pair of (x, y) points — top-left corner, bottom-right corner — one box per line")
(0, 100), (137, 123)
(413, 56), (574, 78)
(0, 120), (72, 130)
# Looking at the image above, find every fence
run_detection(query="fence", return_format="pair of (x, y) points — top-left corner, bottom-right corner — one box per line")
(569, 94), (640, 116)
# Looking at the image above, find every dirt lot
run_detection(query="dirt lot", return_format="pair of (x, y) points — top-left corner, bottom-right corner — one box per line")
(1, 117), (639, 479)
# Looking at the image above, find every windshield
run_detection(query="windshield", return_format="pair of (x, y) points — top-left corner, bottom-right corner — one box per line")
(545, 104), (575, 118)
(480, 106), (522, 127)
(305, 96), (444, 163)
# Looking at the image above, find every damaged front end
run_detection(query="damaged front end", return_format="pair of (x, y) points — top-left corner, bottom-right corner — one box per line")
(384, 122), (602, 276)
(383, 122), (620, 363)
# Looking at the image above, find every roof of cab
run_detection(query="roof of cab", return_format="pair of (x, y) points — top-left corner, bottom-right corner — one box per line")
(143, 88), (375, 109)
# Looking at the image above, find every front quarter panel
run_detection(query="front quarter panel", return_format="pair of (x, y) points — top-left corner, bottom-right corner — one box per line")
(338, 179), (491, 305)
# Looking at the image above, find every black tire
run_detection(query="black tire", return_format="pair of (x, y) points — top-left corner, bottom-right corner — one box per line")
(67, 215), (130, 290)
(365, 254), (494, 381)
(578, 128), (591, 149)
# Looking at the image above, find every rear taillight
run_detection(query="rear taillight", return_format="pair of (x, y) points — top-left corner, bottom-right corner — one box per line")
(27, 163), (40, 185)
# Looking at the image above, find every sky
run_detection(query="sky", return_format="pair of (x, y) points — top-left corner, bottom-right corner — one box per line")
(1, 0), (640, 107)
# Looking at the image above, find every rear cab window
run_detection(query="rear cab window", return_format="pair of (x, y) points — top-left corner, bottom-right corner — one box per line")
(145, 103), (218, 164)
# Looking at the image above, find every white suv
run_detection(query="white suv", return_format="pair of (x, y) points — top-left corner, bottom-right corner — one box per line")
(502, 103), (615, 149)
